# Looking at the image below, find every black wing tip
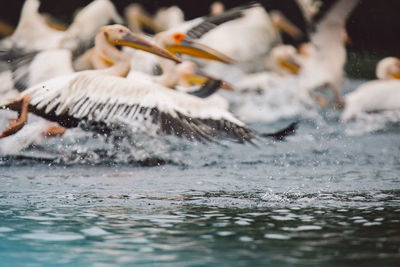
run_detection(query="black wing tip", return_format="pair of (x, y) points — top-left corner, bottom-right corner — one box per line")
(188, 79), (222, 98)
(260, 121), (299, 141)
(186, 2), (261, 40)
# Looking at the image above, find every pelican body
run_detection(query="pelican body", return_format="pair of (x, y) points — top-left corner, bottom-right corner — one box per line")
(341, 57), (400, 122)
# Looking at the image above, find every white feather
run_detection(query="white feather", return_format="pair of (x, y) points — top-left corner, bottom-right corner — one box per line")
(22, 71), (244, 128)
(341, 80), (400, 122)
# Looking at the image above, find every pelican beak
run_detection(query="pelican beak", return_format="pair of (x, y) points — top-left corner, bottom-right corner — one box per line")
(343, 32), (352, 45)
(116, 33), (182, 63)
(270, 11), (302, 40)
(167, 39), (237, 64)
(185, 69), (234, 91)
(392, 72), (400, 79)
(278, 58), (301, 74)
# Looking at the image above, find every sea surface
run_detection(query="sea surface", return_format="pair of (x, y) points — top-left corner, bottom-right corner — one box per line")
(0, 80), (399, 266)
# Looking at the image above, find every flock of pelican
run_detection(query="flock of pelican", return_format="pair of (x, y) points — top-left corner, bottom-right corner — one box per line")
(0, 0), (398, 149)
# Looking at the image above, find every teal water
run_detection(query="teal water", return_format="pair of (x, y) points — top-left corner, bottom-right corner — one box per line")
(0, 84), (400, 266)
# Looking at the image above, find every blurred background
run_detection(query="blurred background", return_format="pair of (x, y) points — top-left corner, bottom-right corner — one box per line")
(1, 0), (400, 78)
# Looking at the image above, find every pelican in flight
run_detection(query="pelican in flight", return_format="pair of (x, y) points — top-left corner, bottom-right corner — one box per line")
(341, 57), (400, 122)
(0, 24), (183, 137)
(297, 0), (360, 108)
(0, 25), (296, 142)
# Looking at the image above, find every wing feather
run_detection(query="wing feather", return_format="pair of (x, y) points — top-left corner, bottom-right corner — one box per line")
(22, 71), (255, 142)
(186, 3), (259, 39)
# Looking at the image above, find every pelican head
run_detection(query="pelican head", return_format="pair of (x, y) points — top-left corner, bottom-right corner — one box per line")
(268, 45), (302, 75)
(376, 57), (400, 80)
(154, 6), (185, 31)
(210, 2), (225, 16)
(100, 25), (182, 63)
(154, 32), (236, 64)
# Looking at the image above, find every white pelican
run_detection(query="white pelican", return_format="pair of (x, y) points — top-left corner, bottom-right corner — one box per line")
(0, 28), (297, 142)
(153, 6), (185, 32)
(0, 25), (181, 138)
(124, 4), (164, 34)
(149, 31), (235, 88)
(296, 0), (360, 108)
(235, 45), (303, 93)
(376, 57), (400, 80)
(210, 2), (225, 16)
(170, 3), (301, 63)
(0, 0), (122, 53)
(341, 57), (400, 122)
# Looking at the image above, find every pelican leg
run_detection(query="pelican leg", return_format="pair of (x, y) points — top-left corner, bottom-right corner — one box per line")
(332, 86), (345, 109)
(310, 92), (328, 108)
(42, 124), (67, 138)
(0, 95), (30, 138)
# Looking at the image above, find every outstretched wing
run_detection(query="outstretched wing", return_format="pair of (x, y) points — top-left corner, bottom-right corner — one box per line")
(310, 0), (359, 47)
(23, 72), (256, 143)
(185, 3), (259, 39)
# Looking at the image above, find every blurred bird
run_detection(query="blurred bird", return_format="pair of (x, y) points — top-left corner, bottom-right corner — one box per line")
(376, 57), (400, 80)
(341, 57), (400, 122)
(296, 0), (360, 108)
(0, 0), (122, 53)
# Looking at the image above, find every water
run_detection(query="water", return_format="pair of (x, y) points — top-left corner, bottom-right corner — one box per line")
(0, 81), (400, 266)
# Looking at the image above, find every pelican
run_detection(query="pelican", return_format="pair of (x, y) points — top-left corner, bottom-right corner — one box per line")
(0, 25), (182, 138)
(147, 31), (235, 88)
(0, 26), (297, 142)
(0, 0), (122, 53)
(235, 45), (303, 93)
(169, 3), (301, 63)
(296, 0), (360, 108)
(376, 57), (400, 80)
(210, 2), (225, 16)
(153, 6), (185, 32)
(341, 57), (400, 122)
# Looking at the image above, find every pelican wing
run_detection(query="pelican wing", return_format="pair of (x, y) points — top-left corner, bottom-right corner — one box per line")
(311, 0), (359, 48)
(22, 72), (256, 143)
(0, 48), (38, 92)
(185, 3), (259, 39)
(1, 48), (75, 92)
